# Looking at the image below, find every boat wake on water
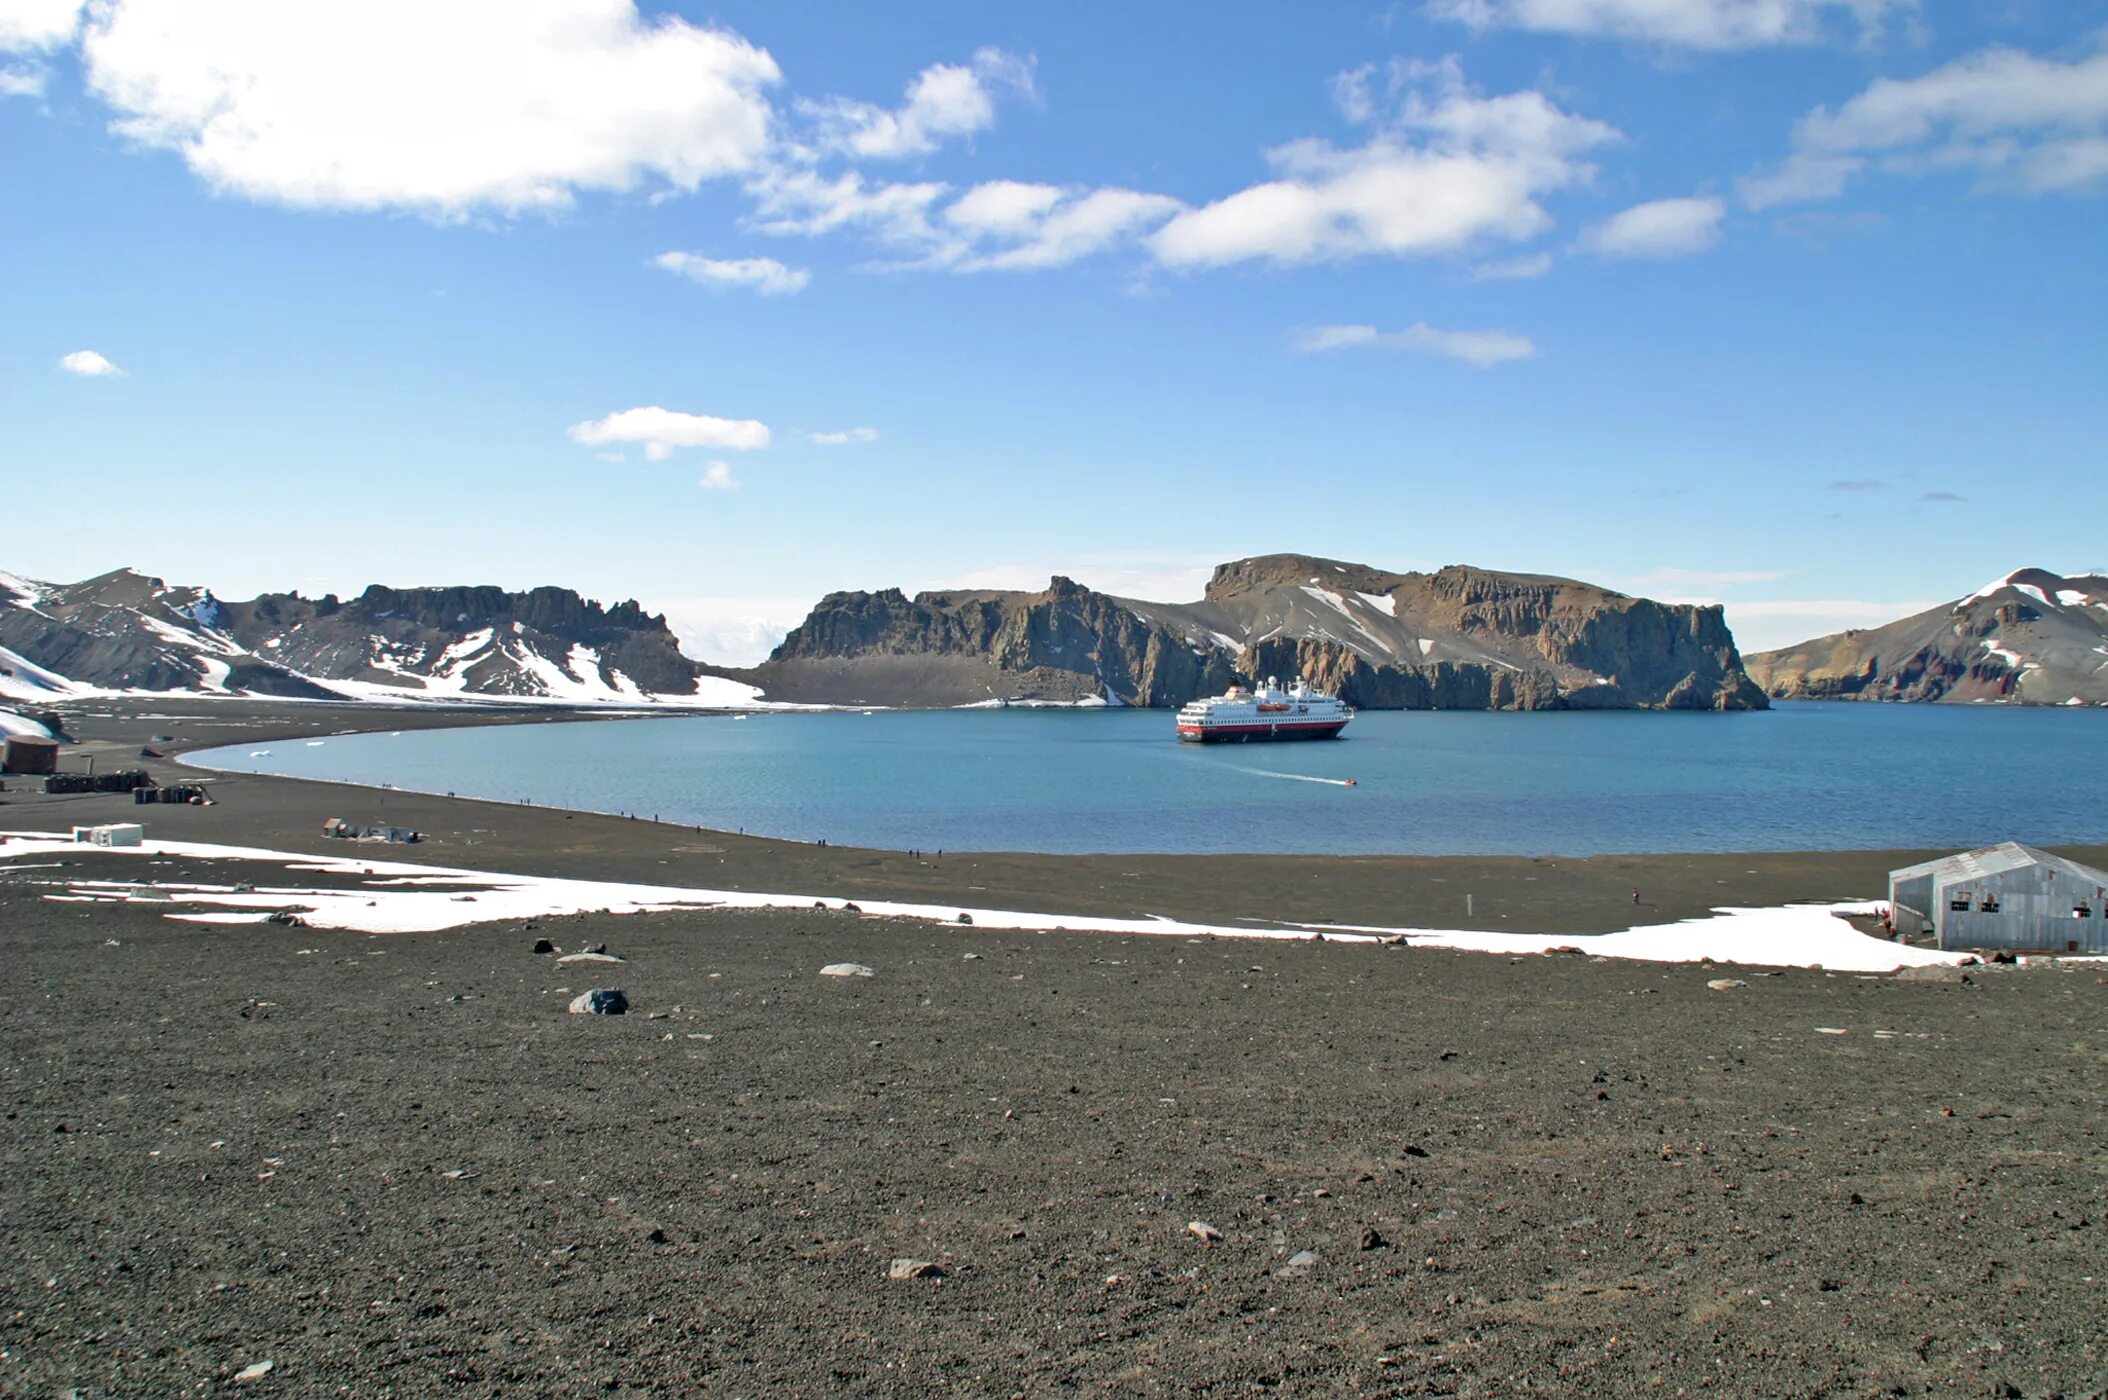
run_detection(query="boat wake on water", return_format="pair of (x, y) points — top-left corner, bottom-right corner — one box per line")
(1227, 766), (1358, 788)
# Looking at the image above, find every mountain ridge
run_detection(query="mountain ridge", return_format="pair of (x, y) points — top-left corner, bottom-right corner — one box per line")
(3, 555), (1775, 712)
(1747, 567), (2108, 706)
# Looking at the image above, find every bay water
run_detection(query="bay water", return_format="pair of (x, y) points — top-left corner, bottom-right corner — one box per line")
(182, 701), (2108, 857)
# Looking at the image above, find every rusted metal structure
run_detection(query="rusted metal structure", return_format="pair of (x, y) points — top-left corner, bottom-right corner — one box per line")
(2, 735), (59, 775)
(1889, 842), (2108, 954)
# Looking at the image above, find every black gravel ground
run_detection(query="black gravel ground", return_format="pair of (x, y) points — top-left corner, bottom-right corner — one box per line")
(3, 867), (2103, 1397)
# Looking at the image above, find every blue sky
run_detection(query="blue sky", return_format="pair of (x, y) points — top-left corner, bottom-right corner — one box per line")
(4, 0), (2103, 661)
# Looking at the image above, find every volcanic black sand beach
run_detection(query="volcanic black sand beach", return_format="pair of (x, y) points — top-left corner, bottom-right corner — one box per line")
(3, 700), (2105, 1396)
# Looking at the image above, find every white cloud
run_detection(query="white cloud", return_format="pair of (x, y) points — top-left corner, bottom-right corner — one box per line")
(652, 251), (809, 295)
(1718, 598), (1941, 653)
(1150, 58), (1617, 268)
(747, 167), (950, 248)
(0, 0), (82, 51)
(1579, 195), (1725, 257)
(1745, 44), (2108, 206)
(568, 406), (771, 458)
(57, 349), (120, 375)
(0, 61), (46, 96)
(1737, 151), (1863, 209)
(1291, 321), (1536, 367)
(74, 0), (780, 217)
(809, 427), (878, 445)
(655, 595), (813, 666)
(1425, 0), (1910, 50)
(751, 168), (1179, 272)
(948, 183), (1183, 270)
(698, 459), (738, 491)
(1470, 250), (1554, 279)
(799, 46), (1034, 160)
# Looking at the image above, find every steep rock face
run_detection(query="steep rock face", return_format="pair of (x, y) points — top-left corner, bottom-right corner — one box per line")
(1748, 568), (2108, 706)
(0, 566), (751, 705)
(755, 554), (1767, 710)
(765, 577), (1240, 706)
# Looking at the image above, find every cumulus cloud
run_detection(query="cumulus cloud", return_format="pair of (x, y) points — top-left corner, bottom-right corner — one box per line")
(809, 427), (878, 445)
(57, 349), (120, 375)
(698, 459), (738, 490)
(1578, 195), (1725, 257)
(1424, 0), (1910, 50)
(1743, 44), (2108, 207)
(652, 251), (809, 295)
(1290, 321), (1537, 367)
(568, 406), (771, 460)
(72, 0), (780, 217)
(0, 0), (82, 51)
(1150, 57), (1617, 268)
(798, 47), (1034, 160)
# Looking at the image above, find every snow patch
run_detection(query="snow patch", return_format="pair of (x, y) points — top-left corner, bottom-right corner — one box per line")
(1356, 592), (1396, 617)
(0, 832), (1970, 972)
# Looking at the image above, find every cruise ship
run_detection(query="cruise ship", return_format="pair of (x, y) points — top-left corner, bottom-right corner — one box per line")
(1175, 677), (1352, 742)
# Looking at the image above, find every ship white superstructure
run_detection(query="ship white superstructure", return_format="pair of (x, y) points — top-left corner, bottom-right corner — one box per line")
(1175, 677), (1351, 742)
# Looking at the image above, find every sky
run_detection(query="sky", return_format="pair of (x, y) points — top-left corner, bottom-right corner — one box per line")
(3, 0), (2104, 663)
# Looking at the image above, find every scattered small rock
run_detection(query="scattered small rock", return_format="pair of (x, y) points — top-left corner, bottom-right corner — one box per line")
(531, 938), (557, 954)
(1707, 978), (1748, 991)
(957, 912), (973, 925)
(1401, 1144), (1430, 1159)
(1895, 965), (1969, 984)
(888, 1258), (944, 1280)
(841, 902), (861, 914)
(1285, 1249), (1320, 1270)
(1187, 1220), (1223, 1243)
(558, 952), (625, 965)
(234, 1359), (275, 1382)
(820, 963), (875, 978)
(567, 989), (629, 1016)
(264, 911), (304, 927)
(582, 942), (608, 955)
(1359, 1227), (1390, 1251)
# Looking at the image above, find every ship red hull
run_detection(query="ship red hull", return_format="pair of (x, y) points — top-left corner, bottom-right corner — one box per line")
(1176, 720), (1348, 742)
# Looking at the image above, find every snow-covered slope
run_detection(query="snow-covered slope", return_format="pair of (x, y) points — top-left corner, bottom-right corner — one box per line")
(1747, 568), (2108, 706)
(0, 568), (762, 708)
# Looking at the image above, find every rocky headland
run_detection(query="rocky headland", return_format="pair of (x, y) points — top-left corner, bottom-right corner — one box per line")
(1747, 568), (2108, 706)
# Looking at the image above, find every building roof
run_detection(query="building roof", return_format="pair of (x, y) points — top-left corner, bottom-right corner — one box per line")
(3, 735), (58, 749)
(1890, 841), (2108, 888)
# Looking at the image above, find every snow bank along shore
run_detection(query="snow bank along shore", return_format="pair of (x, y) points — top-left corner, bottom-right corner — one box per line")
(0, 831), (1971, 973)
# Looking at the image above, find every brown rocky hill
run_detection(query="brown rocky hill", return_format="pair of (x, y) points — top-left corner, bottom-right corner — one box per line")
(1746, 568), (2108, 706)
(736, 555), (1767, 710)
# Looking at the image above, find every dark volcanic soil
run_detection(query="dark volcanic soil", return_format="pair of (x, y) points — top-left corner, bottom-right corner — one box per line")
(3, 873), (2104, 1397)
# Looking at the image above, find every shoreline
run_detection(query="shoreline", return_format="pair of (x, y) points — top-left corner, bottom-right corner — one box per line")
(12, 696), (2107, 936)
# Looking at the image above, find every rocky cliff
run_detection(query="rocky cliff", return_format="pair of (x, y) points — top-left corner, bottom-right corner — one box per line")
(745, 554), (1768, 711)
(0, 567), (756, 706)
(1746, 568), (2108, 706)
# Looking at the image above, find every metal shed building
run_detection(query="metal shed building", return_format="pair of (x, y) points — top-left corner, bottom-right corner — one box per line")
(1889, 842), (2108, 954)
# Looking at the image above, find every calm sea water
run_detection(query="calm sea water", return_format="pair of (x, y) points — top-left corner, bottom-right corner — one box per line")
(184, 702), (2108, 857)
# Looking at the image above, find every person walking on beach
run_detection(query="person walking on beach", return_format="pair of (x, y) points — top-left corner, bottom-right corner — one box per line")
(1632, 887), (1641, 906)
